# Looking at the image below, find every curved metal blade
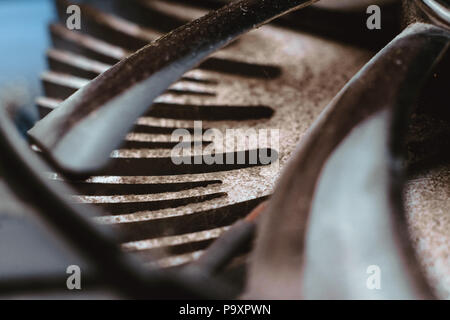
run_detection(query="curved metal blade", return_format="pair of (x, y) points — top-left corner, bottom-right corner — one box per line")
(246, 23), (450, 299)
(28, 0), (316, 176)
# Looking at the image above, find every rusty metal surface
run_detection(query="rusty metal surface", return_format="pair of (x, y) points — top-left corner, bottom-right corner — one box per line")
(28, 0), (318, 176)
(1, 0), (449, 299)
(246, 22), (449, 299)
(29, 0), (372, 274)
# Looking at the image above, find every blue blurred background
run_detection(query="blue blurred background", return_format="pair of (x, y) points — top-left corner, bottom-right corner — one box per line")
(0, 0), (55, 99)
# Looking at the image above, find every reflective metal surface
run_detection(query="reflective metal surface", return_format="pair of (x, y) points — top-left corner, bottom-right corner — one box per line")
(0, 0), (449, 300)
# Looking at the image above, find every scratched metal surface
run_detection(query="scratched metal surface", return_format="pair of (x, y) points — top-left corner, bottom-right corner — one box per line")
(35, 0), (371, 270)
(0, 0), (449, 299)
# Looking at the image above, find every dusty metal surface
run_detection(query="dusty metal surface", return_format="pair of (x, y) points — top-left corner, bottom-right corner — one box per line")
(31, 0), (372, 273)
(246, 22), (449, 299)
(28, 0), (318, 175)
(1, 0), (449, 299)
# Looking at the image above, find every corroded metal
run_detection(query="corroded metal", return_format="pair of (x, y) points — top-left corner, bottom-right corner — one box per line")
(1, 0), (449, 300)
(246, 22), (450, 299)
(28, 0), (317, 176)
(32, 0), (371, 271)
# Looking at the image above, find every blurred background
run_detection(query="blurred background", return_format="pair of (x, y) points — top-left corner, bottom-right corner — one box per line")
(0, 0), (54, 100)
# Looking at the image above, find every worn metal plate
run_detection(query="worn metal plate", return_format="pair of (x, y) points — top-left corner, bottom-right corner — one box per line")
(33, 0), (372, 271)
